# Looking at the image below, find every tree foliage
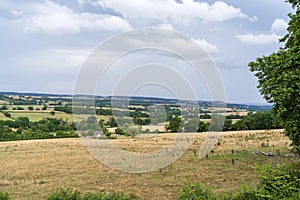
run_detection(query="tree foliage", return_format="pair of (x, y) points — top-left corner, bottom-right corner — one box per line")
(0, 117), (77, 141)
(287, 0), (300, 8)
(234, 111), (282, 131)
(183, 118), (210, 132)
(166, 117), (181, 132)
(249, 0), (300, 153)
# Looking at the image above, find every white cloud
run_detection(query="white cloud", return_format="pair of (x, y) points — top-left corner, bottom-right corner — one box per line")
(191, 38), (219, 53)
(236, 18), (288, 45)
(24, 1), (132, 35)
(271, 18), (288, 32)
(97, 0), (253, 24)
(236, 33), (280, 45)
(11, 10), (24, 17)
(16, 48), (91, 72)
(155, 24), (174, 30)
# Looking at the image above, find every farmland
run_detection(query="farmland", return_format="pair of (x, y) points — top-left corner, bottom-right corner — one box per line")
(0, 92), (273, 133)
(0, 129), (296, 199)
(8, 111), (73, 122)
(0, 92), (297, 199)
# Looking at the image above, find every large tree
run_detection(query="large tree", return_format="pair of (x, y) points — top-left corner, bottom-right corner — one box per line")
(166, 117), (181, 132)
(249, 0), (300, 153)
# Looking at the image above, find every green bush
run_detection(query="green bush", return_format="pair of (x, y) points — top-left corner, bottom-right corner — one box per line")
(107, 136), (117, 140)
(176, 161), (300, 200)
(0, 192), (10, 200)
(83, 192), (134, 200)
(254, 162), (300, 199)
(45, 188), (81, 200)
(115, 128), (125, 135)
(3, 112), (11, 118)
(228, 187), (262, 200)
(45, 188), (134, 200)
(281, 191), (300, 200)
(177, 181), (217, 200)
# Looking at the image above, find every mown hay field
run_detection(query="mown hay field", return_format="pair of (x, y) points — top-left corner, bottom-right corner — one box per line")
(0, 129), (295, 200)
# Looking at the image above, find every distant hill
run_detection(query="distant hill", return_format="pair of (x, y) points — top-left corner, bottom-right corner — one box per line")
(0, 91), (272, 111)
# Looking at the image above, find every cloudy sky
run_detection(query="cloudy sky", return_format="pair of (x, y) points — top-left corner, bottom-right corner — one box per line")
(0, 0), (293, 104)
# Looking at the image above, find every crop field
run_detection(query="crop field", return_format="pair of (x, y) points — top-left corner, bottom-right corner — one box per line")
(0, 113), (11, 121)
(0, 129), (295, 200)
(8, 111), (73, 122)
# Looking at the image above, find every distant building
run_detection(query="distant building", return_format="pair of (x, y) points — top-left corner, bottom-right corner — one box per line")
(74, 131), (81, 137)
(92, 131), (103, 138)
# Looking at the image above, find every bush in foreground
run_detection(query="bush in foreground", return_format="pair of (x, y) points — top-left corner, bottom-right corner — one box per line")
(45, 188), (134, 200)
(177, 161), (300, 200)
(176, 182), (217, 200)
(253, 161), (300, 199)
(0, 192), (9, 200)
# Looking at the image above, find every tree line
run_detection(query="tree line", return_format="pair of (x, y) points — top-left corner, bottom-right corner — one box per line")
(165, 110), (282, 133)
(0, 117), (77, 141)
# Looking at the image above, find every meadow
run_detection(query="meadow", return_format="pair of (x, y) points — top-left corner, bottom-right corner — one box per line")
(0, 129), (295, 200)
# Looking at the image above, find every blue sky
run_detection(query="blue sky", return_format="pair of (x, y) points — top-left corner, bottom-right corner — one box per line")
(0, 0), (293, 104)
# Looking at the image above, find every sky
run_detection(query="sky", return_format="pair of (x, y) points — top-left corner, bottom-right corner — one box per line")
(0, 0), (294, 104)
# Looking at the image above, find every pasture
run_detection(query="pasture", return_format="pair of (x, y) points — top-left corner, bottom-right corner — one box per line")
(8, 111), (73, 122)
(0, 129), (295, 200)
(0, 113), (12, 121)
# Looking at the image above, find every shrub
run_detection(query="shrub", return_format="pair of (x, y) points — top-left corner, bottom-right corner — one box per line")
(28, 106), (34, 110)
(229, 186), (262, 200)
(45, 188), (82, 200)
(115, 128), (125, 135)
(0, 105), (8, 111)
(3, 112), (11, 118)
(0, 192), (10, 200)
(107, 136), (117, 140)
(83, 192), (134, 200)
(45, 188), (134, 200)
(177, 181), (217, 200)
(254, 162), (300, 199)
(176, 161), (300, 200)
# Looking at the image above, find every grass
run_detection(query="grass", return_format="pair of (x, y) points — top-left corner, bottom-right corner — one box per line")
(8, 111), (73, 122)
(0, 113), (11, 121)
(2, 109), (114, 123)
(96, 115), (111, 122)
(6, 105), (44, 110)
(0, 129), (296, 200)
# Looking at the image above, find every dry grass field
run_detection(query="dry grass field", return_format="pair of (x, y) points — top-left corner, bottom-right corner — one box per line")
(0, 129), (295, 200)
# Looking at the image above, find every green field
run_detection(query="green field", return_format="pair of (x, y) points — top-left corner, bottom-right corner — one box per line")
(0, 112), (11, 121)
(8, 111), (73, 122)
